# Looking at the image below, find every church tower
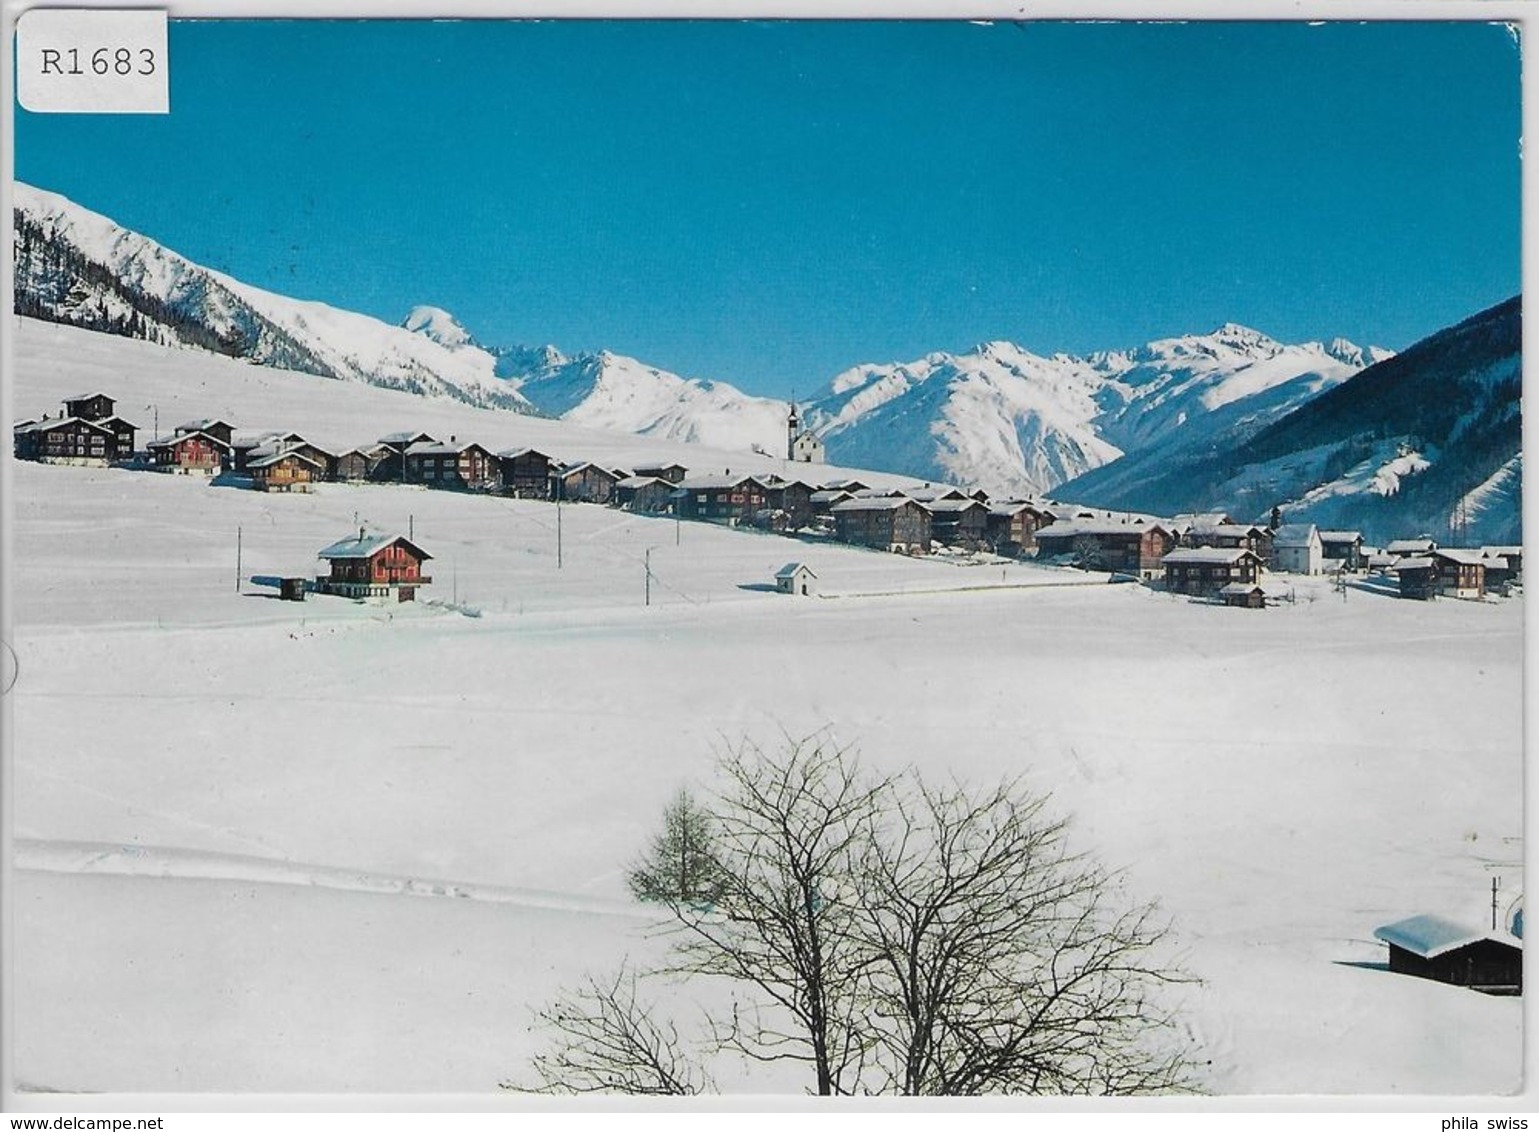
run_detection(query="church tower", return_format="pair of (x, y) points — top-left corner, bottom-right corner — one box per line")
(787, 401), (801, 460)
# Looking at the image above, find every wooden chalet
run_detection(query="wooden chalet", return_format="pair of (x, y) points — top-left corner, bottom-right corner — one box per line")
(147, 430), (231, 475)
(673, 474), (771, 523)
(809, 488), (854, 517)
(1374, 914), (1521, 994)
(316, 530), (433, 602)
(1396, 549), (1487, 600)
(497, 447), (554, 499)
(556, 462), (621, 504)
(1033, 520), (1175, 579)
(615, 475), (676, 513)
(248, 449), (325, 492)
(15, 414), (134, 465)
(405, 439), (499, 491)
(63, 392), (116, 422)
(1320, 530), (1366, 571)
(232, 430), (304, 473)
(924, 498), (990, 550)
(1161, 547), (1266, 596)
(830, 496), (932, 555)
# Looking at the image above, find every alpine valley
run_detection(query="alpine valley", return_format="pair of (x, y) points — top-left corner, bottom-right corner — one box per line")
(12, 182), (1521, 543)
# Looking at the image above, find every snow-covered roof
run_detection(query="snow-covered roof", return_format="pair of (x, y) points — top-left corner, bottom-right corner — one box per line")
(317, 532), (432, 561)
(1373, 914), (1519, 959)
(64, 391), (113, 402)
(1219, 582), (1266, 595)
(831, 497), (924, 513)
(407, 440), (488, 457)
(1270, 523), (1320, 547)
(1319, 530), (1363, 544)
(616, 475), (668, 489)
(1036, 519), (1166, 539)
(1162, 548), (1259, 565)
(248, 449), (324, 470)
(1434, 548), (1488, 566)
(775, 562), (816, 579)
(1172, 512), (1235, 532)
(380, 430), (436, 445)
(900, 486), (968, 503)
(17, 415), (112, 435)
(148, 430), (232, 450)
(1482, 545), (1523, 558)
(1387, 539), (1437, 554)
(820, 479), (869, 491)
(676, 473), (762, 491)
(810, 489), (853, 504)
(1394, 556), (1435, 571)
(924, 498), (987, 514)
(496, 446), (551, 461)
(177, 418), (232, 432)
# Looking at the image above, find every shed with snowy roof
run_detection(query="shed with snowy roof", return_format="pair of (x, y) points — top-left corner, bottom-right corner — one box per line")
(316, 530), (433, 602)
(1374, 914), (1521, 994)
(775, 563), (819, 596)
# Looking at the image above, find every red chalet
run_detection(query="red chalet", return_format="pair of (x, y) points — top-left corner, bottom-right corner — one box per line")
(316, 531), (433, 602)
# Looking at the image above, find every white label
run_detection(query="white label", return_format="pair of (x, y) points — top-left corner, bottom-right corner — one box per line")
(16, 9), (169, 114)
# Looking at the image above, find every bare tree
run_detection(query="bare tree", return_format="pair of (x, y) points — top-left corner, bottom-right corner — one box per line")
(524, 735), (1200, 1096)
(627, 787), (728, 906)
(666, 734), (890, 1095)
(856, 775), (1197, 1095)
(512, 965), (709, 1095)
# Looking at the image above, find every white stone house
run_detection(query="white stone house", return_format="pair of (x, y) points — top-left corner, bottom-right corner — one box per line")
(1270, 523), (1324, 575)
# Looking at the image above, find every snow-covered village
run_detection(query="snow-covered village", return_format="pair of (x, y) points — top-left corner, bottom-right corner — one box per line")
(3, 15), (1525, 1111)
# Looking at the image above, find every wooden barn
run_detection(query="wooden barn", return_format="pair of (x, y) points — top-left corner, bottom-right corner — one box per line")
(333, 445), (392, 483)
(1161, 547), (1266, 596)
(830, 496), (933, 555)
(147, 430), (231, 475)
(1374, 914), (1522, 994)
(316, 531), (433, 602)
(631, 462), (689, 484)
(176, 418), (236, 447)
(1218, 582), (1268, 609)
(615, 474), (676, 512)
(496, 447), (554, 499)
(555, 462), (622, 504)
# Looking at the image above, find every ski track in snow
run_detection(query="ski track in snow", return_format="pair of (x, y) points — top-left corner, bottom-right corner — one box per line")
(14, 838), (652, 921)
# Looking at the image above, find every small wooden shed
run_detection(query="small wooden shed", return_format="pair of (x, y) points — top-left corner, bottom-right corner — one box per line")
(1374, 914), (1522, 995)
(775, 562), (819, 596)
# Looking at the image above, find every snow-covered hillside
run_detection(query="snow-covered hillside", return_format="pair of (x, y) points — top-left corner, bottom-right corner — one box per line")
(13, 184), (532, 412)
(806, 326), (1383, 497)
(8, 319), (1525, 1098)
(16, 182), (1393, 498)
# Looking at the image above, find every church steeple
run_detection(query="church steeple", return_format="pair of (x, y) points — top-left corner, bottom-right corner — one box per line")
(787, 399), (800, 460)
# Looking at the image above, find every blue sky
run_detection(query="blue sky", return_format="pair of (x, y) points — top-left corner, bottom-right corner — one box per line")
(14, 19), (1521, 398)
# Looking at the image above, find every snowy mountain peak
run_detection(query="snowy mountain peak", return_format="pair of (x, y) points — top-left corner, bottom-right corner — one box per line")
(402, 305), (475, 350)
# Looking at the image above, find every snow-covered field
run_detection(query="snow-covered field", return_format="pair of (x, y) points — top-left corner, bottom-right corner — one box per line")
(7, 322), (1525, 1099)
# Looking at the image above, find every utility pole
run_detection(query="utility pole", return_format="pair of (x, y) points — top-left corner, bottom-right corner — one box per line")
(557, 496), (564, 569)
(235, 526), (242, 592)
(645, 547), (652, 607)
(1493, 876), (1501, 931)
